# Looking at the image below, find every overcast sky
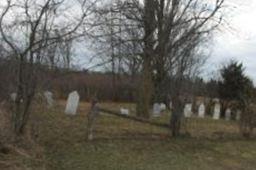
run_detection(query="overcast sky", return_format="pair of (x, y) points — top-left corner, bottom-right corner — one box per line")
(207, 0), (256, 84)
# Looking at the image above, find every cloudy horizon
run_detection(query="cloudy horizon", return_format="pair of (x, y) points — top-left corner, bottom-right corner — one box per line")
(207, 0), (256, 84)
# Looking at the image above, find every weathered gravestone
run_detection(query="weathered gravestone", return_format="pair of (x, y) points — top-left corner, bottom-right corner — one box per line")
(184, 103), (193, 118)
(225, 108), (231, 121)
(213, 103), (221, 120)
(65, 91), (80, 115)
(153, 103), (161, 117)
(160, 103), (166, 112)
(10, 93), (17, 101)
(198, 103), (205, 118)
(236, 110), (241, 121)
(120, 108), (129, 115)
(44, 91), (54, 108)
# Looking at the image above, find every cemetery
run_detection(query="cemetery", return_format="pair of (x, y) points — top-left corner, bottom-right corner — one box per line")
(0, 0), (256, 170)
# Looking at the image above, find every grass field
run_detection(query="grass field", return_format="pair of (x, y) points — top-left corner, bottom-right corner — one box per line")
(1, 101), (256, 170)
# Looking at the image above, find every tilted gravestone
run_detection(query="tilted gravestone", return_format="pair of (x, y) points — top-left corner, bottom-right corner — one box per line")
(184, 103), (193, 118)
(225, 108), (231, 121)
(153, 103), (161, 117)
(213, 103), (221, 120)
(44, 91), (54, 108)
(198, 103), (205, 118)
(65, 91), (80, 115)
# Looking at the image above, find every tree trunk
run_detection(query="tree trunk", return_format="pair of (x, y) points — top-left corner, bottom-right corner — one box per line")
(136, 0), (155, 118)
(170, 96), (183, 137)
(136, 58), (152, 118)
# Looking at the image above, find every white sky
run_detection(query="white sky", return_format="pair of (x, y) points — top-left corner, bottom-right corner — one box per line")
(208, 0), (256, 84)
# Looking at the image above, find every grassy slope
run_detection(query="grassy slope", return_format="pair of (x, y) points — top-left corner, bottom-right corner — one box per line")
(35, 101), (256, 170)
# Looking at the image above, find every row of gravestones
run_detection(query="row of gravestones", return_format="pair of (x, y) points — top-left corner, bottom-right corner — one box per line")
(8, 91), (242, 120)
(184, 102), (241, 121)
(153, 101), (241, 121)
(58, 91), (242, 120)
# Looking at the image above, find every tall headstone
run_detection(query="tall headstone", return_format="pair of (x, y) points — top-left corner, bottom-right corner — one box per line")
(236, 110), (241, 121)
(120, 108), (129, 115)
(153, 103), (161, 117)
(184, 103), (193, 118)
(65, 91), (80, 115)
(44, 91), (54, 108)
(198, 103), (205, 118)
(213, 103), (221, 120)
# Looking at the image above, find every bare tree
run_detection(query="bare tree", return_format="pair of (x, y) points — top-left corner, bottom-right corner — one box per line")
(0, 0), (96, 135)
(92, 0), (225, 136)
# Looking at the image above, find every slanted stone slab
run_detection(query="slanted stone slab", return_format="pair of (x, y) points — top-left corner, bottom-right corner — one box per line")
(65, 91), (80, 115)
(198, 103), (205, 118)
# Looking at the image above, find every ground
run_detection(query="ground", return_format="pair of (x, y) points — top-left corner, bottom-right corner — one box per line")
(1, 101), (256, 170)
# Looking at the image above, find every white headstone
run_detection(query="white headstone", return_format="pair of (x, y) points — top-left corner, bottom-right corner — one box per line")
(160, 103), (166, 111)
(44, 91), (54, 108)
(153, 103), (161, 117)
(213, 103), (221, 120)
(65, 91), (80, 115)
(184, 103), (193, 118)
(10, 93), (17, 101)
(120, 108), (129, 115)
(198, 103), (205, 118)
(236, 110), (241, 121)
(225, 108), (231, 121)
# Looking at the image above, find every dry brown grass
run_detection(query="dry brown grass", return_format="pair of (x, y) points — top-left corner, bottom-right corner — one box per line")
(1, 101), (256, 170)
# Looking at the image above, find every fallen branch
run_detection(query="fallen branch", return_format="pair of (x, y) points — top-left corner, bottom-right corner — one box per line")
(98, 107), (170, 129)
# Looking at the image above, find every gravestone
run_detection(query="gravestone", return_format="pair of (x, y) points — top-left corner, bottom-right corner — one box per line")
(10, 93), (17, 101)
(184, 103), (193, 118)
(160, 103), (166, 111)
(65, 91), (80, 115)
(225, 108), (231, 121)
(120, 108), (129, 115)
(169, 101), (172, 109)
(153, 103), (161, 117)
(44, 91), (54, 108)
(236, 110), (241, 121)
(198, 103), (205, 118)
(213, 103), (221, 120)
